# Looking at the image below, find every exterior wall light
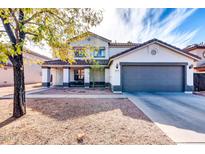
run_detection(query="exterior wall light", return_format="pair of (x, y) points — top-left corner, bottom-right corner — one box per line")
(189, 64), (193, 69)
(116, 63), (119, 70)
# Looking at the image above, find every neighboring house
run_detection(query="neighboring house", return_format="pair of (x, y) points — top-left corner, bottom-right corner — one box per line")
(184, 43), (205, 72)
(184, 43), (205, 91)
(42, 32), (200, 93)
(0, 49), (51, 87)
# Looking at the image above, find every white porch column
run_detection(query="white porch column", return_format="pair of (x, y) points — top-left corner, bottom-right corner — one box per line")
(42, 67), (51, 87)
(105, 68), (110, 87)
(84, 68), (90, 88)
(63, 67), (70, 87)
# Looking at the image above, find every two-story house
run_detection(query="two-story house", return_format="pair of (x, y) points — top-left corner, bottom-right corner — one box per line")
(42, 32), (200, 93)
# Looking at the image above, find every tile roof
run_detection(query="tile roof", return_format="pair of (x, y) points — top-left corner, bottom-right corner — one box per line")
(195, 62), (205, 68)
(24, 49), (51, 60)
(109, 38), (201, 60)
(184, 44), (205, 51)
(194, 63), (205, 71)
(43, 59), (109, 66)
(109, 42), (140, 48)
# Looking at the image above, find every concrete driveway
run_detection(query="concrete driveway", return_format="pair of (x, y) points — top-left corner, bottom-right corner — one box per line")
(125, 92), (205, 143)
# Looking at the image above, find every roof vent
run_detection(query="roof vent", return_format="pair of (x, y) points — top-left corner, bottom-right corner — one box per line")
(151, 49), (157, 55)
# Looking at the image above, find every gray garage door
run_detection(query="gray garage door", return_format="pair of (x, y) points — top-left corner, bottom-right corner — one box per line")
(122, 65), (184, 92)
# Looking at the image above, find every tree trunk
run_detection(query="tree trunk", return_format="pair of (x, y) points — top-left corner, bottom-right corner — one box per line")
(1, 9), (26, 118)
(12, 54), (26, 118)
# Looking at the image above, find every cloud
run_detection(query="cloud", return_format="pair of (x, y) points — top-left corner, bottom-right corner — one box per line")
(92, 8), (198, 48)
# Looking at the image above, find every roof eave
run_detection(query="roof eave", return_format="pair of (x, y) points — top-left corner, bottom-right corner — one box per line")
(108, 39), (201, 66)
(68, 31), (111, 43)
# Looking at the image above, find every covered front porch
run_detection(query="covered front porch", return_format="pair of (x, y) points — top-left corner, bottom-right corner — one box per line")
(42, 65), (110, 88)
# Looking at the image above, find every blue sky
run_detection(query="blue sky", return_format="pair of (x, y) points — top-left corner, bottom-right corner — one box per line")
(172, 8), (205, 44)
(92, 8), (205, 48)
(28, 8), (205, 57)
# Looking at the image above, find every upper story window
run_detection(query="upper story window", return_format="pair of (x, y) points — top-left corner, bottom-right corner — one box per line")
(74, 48), (85, 58)
(94, 48), (105, 58)
(75, 51), (84, 57)
(74, 47), (106, 58)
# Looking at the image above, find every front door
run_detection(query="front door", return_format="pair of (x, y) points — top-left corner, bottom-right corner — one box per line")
(74, 68), (84, 85)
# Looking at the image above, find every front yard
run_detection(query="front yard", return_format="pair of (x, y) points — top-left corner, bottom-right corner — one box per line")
(0, 98), (173, 144)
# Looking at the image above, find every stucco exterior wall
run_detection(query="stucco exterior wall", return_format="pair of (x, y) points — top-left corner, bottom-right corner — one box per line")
(69, 68), (75, 82)
(109, 47), (130, 57)
(105, 68), (110, 83)
(0, 66), (13, 86)
(109, 43), (197, 91)
(90, 68), (105, 82)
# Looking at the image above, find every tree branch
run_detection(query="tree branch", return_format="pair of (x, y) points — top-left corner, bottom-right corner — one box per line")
(0, 10), (17, 63)
(0, 20), (16, 63)
(18, 9), (25, 42)
(23, 10), (46, 24)
(0, 30), (6, 33)
(0, 18), (16, 45)
(9, 8), (20, 42)
(25, 31), (38, 37)
(45, 10), (67, 23)
(26, 21), (41, 26)
(24, 10), (67, 24)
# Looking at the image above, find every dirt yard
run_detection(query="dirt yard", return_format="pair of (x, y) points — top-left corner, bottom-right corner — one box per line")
(34, 87), (118, 95)
(0, 98), (174, 144)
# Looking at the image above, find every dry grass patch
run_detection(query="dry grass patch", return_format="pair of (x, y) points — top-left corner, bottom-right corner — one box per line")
(0, 98), (174, 144)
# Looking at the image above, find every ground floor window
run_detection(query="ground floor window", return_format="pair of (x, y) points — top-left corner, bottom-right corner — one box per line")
(74, 69), (84, 81)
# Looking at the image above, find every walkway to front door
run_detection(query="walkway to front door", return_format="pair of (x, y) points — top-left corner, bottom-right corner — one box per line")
(31, 87), (117, 95)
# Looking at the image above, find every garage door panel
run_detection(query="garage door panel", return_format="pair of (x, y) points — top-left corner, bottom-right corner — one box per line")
(122, 65), (184, 92)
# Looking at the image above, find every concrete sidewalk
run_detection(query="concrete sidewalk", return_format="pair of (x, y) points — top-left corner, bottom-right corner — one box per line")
(125, 92), (205, 143)
(0, 87), (49, 99)
(0, 83), (46, 98)
(1, 94), (127, 99)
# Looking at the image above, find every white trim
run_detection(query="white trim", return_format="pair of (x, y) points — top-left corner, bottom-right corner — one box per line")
(184, 91), (193, 94)
(112, 91), (122, 94)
